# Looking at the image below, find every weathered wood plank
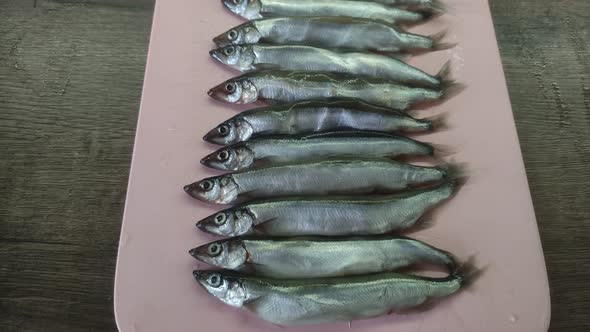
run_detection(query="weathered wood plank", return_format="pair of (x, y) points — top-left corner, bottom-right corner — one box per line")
(0, 0), (154, 330)
(489, 1), (590, 331)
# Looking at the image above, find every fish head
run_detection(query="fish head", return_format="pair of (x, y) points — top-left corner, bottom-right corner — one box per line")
(201, 143), (255, 171)
(210, 45), (257, 72)
(213, 23), (261, 47)
(221, 0), (262, 20)
(189, 238), (248, 270)
(193, 270), (250, 307)
(203, 117), (254, 145)
(197, 208), (255, 237)
(183, 175), (239, 204)
(208, 77), (259, 104)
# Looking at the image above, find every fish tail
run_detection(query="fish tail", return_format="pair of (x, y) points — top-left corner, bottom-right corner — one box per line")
(422, 112), (448, 131)
(436, 60), (454, 87)
(441, 79), (466, 102)
(453, 256), (484, 288)
(428, 142), (456, 159)
(430, 29), (456, 51)
(447, 172), (468, 195)
(415, 9), (437, 22)
(414, 4), (445, 21)
(412, 218), (436, 231)
(440, 162), (468, 181)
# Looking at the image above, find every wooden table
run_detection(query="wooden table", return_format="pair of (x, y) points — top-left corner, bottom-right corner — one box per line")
(1, 1), (588, 331)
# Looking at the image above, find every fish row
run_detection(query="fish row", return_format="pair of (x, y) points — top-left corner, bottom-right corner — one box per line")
(186, 0), (478, 326)
(209, 3), (461, 110)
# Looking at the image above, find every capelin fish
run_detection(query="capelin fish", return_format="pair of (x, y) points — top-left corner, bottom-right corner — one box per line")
(203, 100), (442, 146)
(189, 235), (456, 279)
(350, 0), (446, 13)
(210, 44), (452, 89)
(207, 70), (460, 111)
(184, 159), (462, 204)
(221, 0), (431, 26)
(201, 132), (445, 171)
(196, 180), (462, 236)
(213, 17), (452, 54)
(193, 262), (479, 325)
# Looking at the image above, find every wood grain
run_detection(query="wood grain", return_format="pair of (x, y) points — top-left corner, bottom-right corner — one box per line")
(489, 1), (590, 331)
(0, 0), (154, 331)
(0, 0), (588, 331)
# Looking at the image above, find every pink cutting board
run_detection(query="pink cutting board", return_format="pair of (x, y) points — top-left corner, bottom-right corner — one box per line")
(114, 0), (551, 331)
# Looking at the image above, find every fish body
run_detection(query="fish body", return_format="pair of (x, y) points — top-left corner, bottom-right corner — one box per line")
(184, 159), (458, 204)
(203, 100), (437, 146)
(190, 235), (456, 278)
(350, 0), (445, 12)
(213, 17), (449, 53)
(210, 44), (450, 88)
(208, 70), (449, 110)
(193, 267), (473, 325)
(197, 181), (460, 236)
(202, 133), (436, 171)
(222, 0), (428, 26)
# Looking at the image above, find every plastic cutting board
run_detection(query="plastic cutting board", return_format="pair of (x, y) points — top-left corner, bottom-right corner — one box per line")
(114, 0), (551, 331)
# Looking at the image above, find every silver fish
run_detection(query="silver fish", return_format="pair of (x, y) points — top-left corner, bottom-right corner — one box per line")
(201, 132), (444, 171)
(196, 180), (462, 236)
(350, 0), (446, 13)
(189, 235), (456, 279)
(203, 100), (442, 146)
(210, 44), (451, 88)
(193, 262), (478, 325)
(221, 0), (429, 26)
(213, 16), (452, 53)
(184, 159), (461, 204)
(207, 70), (459, 110)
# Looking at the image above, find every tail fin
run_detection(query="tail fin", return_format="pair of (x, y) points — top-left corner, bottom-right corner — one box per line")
(422, 112), (448, 131)
(441, 80), (466, 102)
(436, 60), (454, 86)
(415, 9), (440, 22)
(430, 30), (457, 51)
(441, 162), (469, 183)
(448, 173), (468, 196)
(429, 143), (456, 159)
(411, 218), (436, 232)
(453, 256), (483, 288)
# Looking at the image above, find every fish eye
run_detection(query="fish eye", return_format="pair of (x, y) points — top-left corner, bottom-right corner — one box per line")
(199, 180), (214, 192)
(228, 30), (238, 40)
(207, 243), (223, 256)
(214, 213), (227, 225)
(233, 0), (243, 5)
(218, 124), (230, 137)
(218, 150), (230, 161)
(224, 46), (235, 56)
(207, 273), (223, 287)
(224, 82), (237, 93)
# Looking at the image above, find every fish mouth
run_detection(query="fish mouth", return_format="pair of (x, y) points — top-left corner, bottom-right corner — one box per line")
(200, 153), (214, 166)
(188, 245), (208, 261)
(207, 84), (228, 102)
(196, 215), (221, 235)
(192, 270), (208, 282)
(195, 218), (209, 231)
(202, 128), (224, 145)
(183, 182), (202, 199)
(209, 49), (223, 63)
